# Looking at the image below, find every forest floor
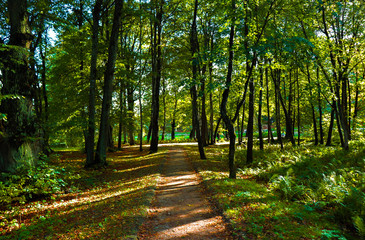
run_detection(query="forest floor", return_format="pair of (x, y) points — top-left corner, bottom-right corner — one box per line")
(1, 147), (167, 239)
(138, 147), (232, 239)
(1, 145), (232, 239)
(2, 140), (363, 239)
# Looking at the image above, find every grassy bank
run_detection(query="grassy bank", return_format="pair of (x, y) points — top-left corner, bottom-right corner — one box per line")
(185, 139), (365, 239)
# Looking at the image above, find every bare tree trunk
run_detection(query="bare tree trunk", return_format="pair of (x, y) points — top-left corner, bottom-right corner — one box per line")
(326, 103), (335, 146)
(161, 77), (166, 141)
(171, 92), (178, 140)
(0, 0), (38, 172)
(190, 0), (206, 159)
(307, 65), (318, 145)
(317, 68), (324, 144)
(149, 0), (163, 153)
(240, 104), (245, 144)
(40, 45), (51, 155)
(127, 82), (135, 145)
(258, 66), (263, 150)
(266, 67), (272, 144)
(352, 71), (360, 130)
(246, 72), (255, 163)
(273, 68), (295, 146)
(297, 70), (300, 145)
(95, 0), (123, 166)
(220, 0), (236, 177)
(213, 117), (221, 144)
(274, 70), (283, 149)
(209, 35), (214, 145)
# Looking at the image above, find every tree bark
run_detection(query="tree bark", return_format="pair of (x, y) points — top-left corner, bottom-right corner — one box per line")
(118, 81), (124, 149)
(246, 71), (255, 163)
(209, 34), (214, 144)
(171, 92), (178, 140)
(258, 66), (263, 150)
(317, 68), (324, 144)
(85, 0), (102, 167)
(326, 103), (335, 146)
(266, 67), (272, 144)
(40, 45), (51, 155)
(0, 0), (38, 172)
(220, 0), (236, 177)
(149, 0), (163, 153)
(190, 0), (206, 159)
(307, 65), (318, 145)
(273, 69), (283, 149)
(127, 76), (135, 145)
(161, 77), (166, 141)
(272, 68), (295, 146)
(95, 0), (123, 166)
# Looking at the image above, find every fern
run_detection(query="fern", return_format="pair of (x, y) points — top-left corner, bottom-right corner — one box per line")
(353, 216), (365, 237)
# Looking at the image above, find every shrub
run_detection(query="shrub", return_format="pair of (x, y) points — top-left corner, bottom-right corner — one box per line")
(334, 187), (365, 237)
(0, 156), (76, 206)
(270, 170), (309, 201)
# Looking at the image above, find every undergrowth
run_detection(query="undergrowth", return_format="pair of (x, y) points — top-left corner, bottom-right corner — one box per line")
(0, 154), (79, 206)
(185, 138), (365, 239)
(1, 148), (165, 239)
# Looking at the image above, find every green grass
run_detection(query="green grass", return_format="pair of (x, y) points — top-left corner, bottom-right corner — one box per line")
(184, 138), (365, 239)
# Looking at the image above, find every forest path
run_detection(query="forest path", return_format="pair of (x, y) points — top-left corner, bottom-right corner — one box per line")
(138, 147), (232, 240)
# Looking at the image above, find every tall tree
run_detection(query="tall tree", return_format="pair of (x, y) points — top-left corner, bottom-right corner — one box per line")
(149, 0), (163, 153)
(0, 0), (37, 172)
(190, 0), (206, 160)
(85, 0), (103, 168)
(220, 0), (236, 177)
(94, 0), (124, 166)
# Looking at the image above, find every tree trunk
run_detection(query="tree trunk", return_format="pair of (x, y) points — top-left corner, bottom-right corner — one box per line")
(307, 65), (318, 145)
(94, 0), (123, 166)
(209, 35), (214, 145)
(147, 122), (152, 143)
(171, 93), (178, 140)
(246, 72), (255, 163)
(326, 103), (335, 146)
(161, 77), (166, 141)
(149, 0), (163, 153)
(213, 117), (221, 144)
(297, 70), (300, 145)
(317, 68), (324, 144)
(352, 72), (359, 130)
(200, 32), (209, 146)
(86, 0), (102, 167)
(118, 82), (124, 149)
(107, 124), (114, 151)
(0, 0), (39, 172)
(258, 66), (263, 150)
(220, 0), (236, 177)
(190, 0), (206, 160)
(266, 67), (272, 144)
(273, 70), (283, 149)
(40, 45), (51, 155)
(273, 69), (295, 146)
(239, 103), (245, 144)
(127, 81), (135, 145)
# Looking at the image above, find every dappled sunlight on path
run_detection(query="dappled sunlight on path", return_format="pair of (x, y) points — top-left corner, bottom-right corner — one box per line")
(138, 148), (231, 239)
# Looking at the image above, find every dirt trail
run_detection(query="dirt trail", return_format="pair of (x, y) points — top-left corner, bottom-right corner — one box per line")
(138, 147), (231, 239)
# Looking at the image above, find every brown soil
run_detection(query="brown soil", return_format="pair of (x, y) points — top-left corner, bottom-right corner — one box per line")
(138, 147), (232, 239)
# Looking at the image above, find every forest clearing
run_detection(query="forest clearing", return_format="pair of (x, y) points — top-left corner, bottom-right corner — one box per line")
(0, 0), (364, 239)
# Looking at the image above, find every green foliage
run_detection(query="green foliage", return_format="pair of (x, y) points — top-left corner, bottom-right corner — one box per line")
(335, 188), (365, 237)
(186, 139), (365, 238)
(270, 171), (309, 201)
(0, 155), (79, 206)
